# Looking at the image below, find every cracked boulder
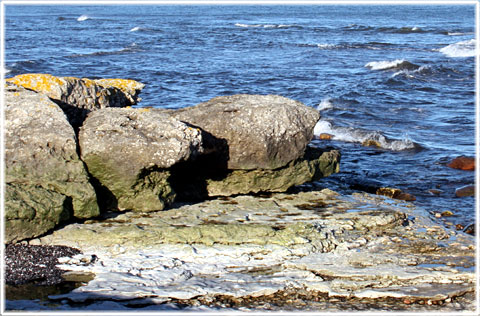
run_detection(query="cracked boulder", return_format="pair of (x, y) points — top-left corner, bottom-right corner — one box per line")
(79, 107), (204, 212)
(4, 82), (99, 243)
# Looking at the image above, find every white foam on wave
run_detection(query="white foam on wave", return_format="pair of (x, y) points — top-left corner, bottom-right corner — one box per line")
(317, 98), (334, 111)
(316, 43), (338, 49)
(439, 39), (476, 58)
(235, 23), (293, 28)
(77, 15), (90, 22)
(130, 26), (141, 32)
(365, 59), (407, 71)
(391, 65), (428, 79)
(313, 120), (418, 151)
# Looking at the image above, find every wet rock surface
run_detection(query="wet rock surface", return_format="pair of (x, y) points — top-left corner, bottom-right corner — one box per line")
(15, 189), (475, 312)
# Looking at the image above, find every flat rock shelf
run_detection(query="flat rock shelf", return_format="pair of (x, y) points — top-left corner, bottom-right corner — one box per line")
(10, 189), (475, 312)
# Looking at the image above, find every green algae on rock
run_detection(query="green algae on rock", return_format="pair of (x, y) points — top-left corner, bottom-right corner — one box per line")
(4, 83), (99, 243)
(206, 146), (340, 196)
(79, 107), (204, 212)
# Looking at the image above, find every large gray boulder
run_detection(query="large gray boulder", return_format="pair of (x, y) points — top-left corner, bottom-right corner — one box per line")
(171, 94), (320, 170)
(6, 74), (144, 129)
(79, 108), (204, 212)
(5, 82), (99, 243)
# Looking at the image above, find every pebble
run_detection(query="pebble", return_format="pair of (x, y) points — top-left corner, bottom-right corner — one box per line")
(4, 244), (81, 285)
(318, 133), (333, 140)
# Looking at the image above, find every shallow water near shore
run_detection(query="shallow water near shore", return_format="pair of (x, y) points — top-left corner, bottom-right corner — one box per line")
(5, 4), (475, 229)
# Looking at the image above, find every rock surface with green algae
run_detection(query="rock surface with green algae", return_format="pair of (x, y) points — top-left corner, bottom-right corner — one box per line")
(79, 107), (204, 212)
(205, 146), (340, 196)
(4, 82), (99, 243)
(29, 189), (475, 312)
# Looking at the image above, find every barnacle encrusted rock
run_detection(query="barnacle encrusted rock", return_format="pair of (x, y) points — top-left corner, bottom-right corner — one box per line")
(171, 94), (320, 170)
(79, 107), (204, 212)
(4, 82), (99, 243)
(6, 73), (144, 128)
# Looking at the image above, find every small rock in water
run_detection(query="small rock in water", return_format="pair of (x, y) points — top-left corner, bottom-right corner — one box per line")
(447, 156), (475, 171)
(455, 185), (475, 198)
(318, 133), (333, 140)
(463, 223), (475, 235)
(362, 139), (381, 148)
(428, 189), (443, 196)
(376, 187), (416, 201)
(441, 210), (454, 217)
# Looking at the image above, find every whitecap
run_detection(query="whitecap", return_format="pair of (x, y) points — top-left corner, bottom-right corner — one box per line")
(317, 98), (334, 111)
(235, 23), (261, 28)
(391, 65), (429, 79)
(365, 59), (419, 71)
(77, 15), (90, 22)
(313, 120), (419, 151)
(316, 43), (338, 49)
(130, 26), (141, 32)
(439, 39), (476, 58)
(235, 23), (293, 28)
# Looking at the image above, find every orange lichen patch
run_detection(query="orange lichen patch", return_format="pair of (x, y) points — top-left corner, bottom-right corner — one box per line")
(6, 74), (64, 97)
(94, 78), (145, 95)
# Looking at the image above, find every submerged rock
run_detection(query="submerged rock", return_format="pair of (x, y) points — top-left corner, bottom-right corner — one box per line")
(30, 190), (475, 311)
(447, 156), (475, 171)
(455, 185), (475, 198)
(171, 94), (320, 170)
(6, 73), (144, 128)
(376, 187), (416, 201)
(4, 83), (99, 243)
(79, 107), (204, 212)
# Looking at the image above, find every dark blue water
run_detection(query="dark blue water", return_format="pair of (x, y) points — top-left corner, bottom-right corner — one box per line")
(4, 5), (476, 228)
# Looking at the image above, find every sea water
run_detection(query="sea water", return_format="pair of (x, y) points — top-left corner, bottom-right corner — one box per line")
(4, 4), (476, 228)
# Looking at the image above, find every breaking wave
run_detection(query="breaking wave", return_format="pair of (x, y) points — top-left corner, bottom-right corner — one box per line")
(365, 59), (420, 71)
(316, 98), (334, 111)
(235, 23), (296, 28)
(302, 42), (396, 51)
(68, 43), (140, 57)
(77, 15), (90, 22)
(313, 120), (420, 151)
(438, 39), (476, 58)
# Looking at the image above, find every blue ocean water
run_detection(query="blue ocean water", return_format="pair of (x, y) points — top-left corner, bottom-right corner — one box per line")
(4, 5), (476, 228)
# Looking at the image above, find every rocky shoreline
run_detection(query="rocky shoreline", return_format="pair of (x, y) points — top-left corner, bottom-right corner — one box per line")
(4, 74), (476, 312)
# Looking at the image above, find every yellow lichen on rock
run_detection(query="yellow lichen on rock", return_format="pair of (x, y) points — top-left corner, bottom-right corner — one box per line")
(6, 73), (64, 98)
(94, 78), (145, 96)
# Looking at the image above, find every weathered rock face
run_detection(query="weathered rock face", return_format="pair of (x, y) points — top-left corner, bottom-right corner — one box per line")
(4, 82), (99, 243)
(6, 74), (144, 128)
(79, 107), (204, 212)
(205, 146), (340, 196)
(171, 94), (320, 170)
